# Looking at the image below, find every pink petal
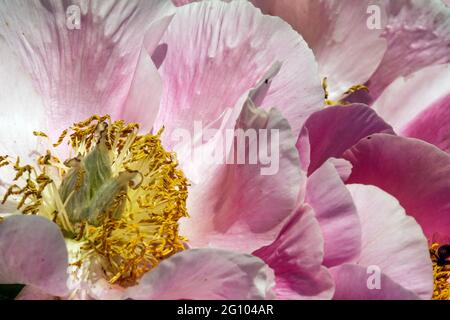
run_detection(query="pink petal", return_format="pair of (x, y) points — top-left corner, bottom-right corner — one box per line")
(254, 205), (334, 300)
(252, 0), (387, 100)
(347, 184), (433, 299)
(328, 158), (353, 182)
(0, 0), (175, 138)
(0, 215), (68, 296)
(372, 63), (450, 154)
(368, 0), (450, 99)
(343, 134), (450, 243)
(126, 249), (274, 300)
(171, 0), (197, 6)
(180, 101), (304, 253)
(0, 37), (47, 165)
(330, 264), (419, 300)
(120, 15), (175, 132)
(402, 92), (450, 154)
(154, 0), (323, 141)
(306, 161), (361, 267)
(372, 64), (450, 135)
(298, 104), (394, 175)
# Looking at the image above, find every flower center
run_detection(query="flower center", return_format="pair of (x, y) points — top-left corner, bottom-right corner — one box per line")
(430, 243), (450, 300)
(1, 115), (189, 287)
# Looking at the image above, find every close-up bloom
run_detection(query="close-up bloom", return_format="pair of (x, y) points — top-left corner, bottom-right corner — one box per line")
(0, 0), (449, 302)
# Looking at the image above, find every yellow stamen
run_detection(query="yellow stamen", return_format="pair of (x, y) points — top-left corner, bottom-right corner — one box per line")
(0, 114), (189, 288)
(430, 243), (450, 300)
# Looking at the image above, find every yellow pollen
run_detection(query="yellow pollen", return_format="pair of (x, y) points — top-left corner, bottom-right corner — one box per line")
(0, 114), (189, 287)
(430, 243), (450, 300)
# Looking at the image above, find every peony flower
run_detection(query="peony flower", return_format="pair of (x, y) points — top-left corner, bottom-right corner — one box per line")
(0, 0), (444, 301)
(0, 0), (333, 300)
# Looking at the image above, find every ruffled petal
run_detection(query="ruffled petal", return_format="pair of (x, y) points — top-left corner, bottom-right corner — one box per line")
(298, 104), (394, 175)
(252, 0), (387, 100)
(126, 248), (274, 300)
(306, 161), (361, 267)
(368, 0), (450, 99)
(0, 0), (175, 138)
(181, 99), (304, 253)
(347, 184), (433, 299)
(0, 215), (68, 296)
(254, 205), (334, 300)
(343, 134), (450, 243)
(154, 0), (323, 141)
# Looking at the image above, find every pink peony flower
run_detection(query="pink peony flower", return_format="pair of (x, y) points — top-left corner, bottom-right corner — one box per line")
(0, 0), (446, 301)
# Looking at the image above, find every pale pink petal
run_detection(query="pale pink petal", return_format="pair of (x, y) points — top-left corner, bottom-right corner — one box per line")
(347, 184), (433, 299)
(331, 264), (419, 300)
(298, 104), (394, 175)
(0, 0), (175, 138)
(0, 37), (48, 187)
(368, 0), (450, 99)
(0, 215), (68, 296)
(120, 15), (175, 132)
(0, 36), (47, 157)
(154, 0), (323, 142)
(254, 205), (334, 300)
(372, 64), (450, 134)
(252, 0), (387, 100)
(306, 161), (361, 267)
(343, 134), (450, 243)
(328, 158), (353, 182)
(126, 249), (275, 300)
(297, 127), (311, 173)
(402, 92), (450, 154)
(180, 101), (304, 253)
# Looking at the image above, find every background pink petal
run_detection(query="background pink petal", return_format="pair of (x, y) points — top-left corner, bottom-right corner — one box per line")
(372, 64), (450, 132)
(371, 64), (450, 154)
(0, 0), (175, 138)
(343, 134), (450, 243)
(126, 248), (275, 300)
(154, 0), (323, 141)
(181, 101), (304, 253)
(368, 0), (450, 100)
(331, 264), (419, 300)
(254, 205), (335, 300)
(306, 161), (361, 267)
(347, 184), (433, 299)
(252, 0), (387, 100)
(298, 104), (394, 175)
(0, 215), (68, 296)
